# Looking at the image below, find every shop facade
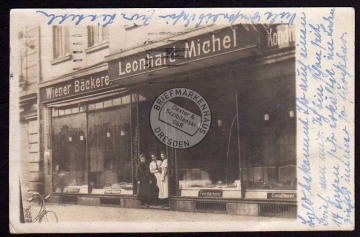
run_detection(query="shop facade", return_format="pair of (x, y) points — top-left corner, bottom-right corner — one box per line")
(41, 24), (296, 217)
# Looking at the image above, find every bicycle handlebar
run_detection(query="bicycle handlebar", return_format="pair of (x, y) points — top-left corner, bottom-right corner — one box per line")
(28, 191), (41, 196)
(27, 191), (51, 202)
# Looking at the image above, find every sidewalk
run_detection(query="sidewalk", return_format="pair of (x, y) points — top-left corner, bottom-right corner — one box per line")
(43, 203), (288, 223)
(15, 203), (295, 233)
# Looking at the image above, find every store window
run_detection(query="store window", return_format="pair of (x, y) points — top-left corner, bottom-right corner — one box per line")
(240, 74), (296, 191)
(88, 105), (132, 195)
(176, 89), (241, 198)
(53, 26), (70, 59)
(136, 76), (242, 198)
(52, 106), (87, 194)
(87, 25), (109, 48)
(51, 94), (134, 195)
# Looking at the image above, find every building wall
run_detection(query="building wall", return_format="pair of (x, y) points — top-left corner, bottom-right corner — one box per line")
(41, 25), (112, 196)
(19, 24), (112, 195)
(40, 25), (110, 82)
(18, 26), (41, 197)
(108, 25), (195, 54)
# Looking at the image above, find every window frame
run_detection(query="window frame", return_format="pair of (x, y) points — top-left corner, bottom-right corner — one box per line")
(87, 25), (109, 48)
(52, 26), (70, 60)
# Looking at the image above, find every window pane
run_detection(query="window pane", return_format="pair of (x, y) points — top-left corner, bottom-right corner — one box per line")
(88, 106), (132, 195)
(64, 26), (70, 54)
(72, 107), (80, 114)
(52, 108), (58, 117)
(95, 102), (103, 109)
(103, 99), (112, 108)
(88, 25), (101, 47)
(79, 105), (86, 112)
(64, 108), (72, 115)
(102, 26), (109, 41)
(52, 113), (88, 194)
(53, 26), (69, 58)
(87, 26), (93, 47)
(88, 103), (96, 111)
(139, 94), (146, 101)
(112, 98), (121, 106)
(170, 83), (241, 198)
(53, 26), (60, 59)
(122, 95), (130, 104)
(131, 94), (138, 102)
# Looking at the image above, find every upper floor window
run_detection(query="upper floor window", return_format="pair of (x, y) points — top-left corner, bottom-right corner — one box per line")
(53, 26), (70, 59)
(87, 25), (109, 48)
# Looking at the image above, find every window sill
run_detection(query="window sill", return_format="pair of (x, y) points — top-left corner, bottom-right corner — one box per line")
(85, 41), (109, 54)
(50, 54), (72, 65)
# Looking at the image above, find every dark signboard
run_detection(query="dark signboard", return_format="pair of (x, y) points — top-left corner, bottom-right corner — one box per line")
(261, 24), (295, 50)
(267, 192), (296, 200)
(108, 24), (260, 83)
(198, 189), (223, 198)
(108, 24), (295, 86)
(40, 71), (115, 103)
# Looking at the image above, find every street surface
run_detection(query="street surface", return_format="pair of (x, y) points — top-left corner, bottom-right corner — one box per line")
(48, 203), (286, 222)
(14, 203), (293, 233)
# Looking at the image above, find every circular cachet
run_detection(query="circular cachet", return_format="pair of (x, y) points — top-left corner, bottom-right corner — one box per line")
(150, 88), (211, 149)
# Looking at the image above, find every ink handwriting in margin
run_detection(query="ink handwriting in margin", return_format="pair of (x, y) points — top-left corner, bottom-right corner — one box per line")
(36, 10), (117, 27)
(297, 8), (354, 228)
(36, 9), (296, 28)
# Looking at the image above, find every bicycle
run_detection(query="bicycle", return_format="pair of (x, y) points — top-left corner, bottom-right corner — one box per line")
(24, 191), (58, 223)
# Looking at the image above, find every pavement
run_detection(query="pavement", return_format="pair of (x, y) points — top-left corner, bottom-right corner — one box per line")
(15, 203), (293, 233)
(46, 203), (289, 222)
(16, 203), (296, 233)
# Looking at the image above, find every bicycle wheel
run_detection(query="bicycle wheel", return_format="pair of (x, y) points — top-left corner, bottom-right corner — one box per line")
(39, 211), (58, 223)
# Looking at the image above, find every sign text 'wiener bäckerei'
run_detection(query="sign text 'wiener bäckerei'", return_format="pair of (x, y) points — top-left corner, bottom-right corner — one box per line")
(40, 71), (112, 102)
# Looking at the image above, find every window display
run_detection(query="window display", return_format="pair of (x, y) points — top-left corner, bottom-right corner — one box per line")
(176, 83), (241, 198)
(52, 110), (88, 194)
(173, 72), (296, 198)
(88, 106), (132, 195)
(51, 95), (134, 195)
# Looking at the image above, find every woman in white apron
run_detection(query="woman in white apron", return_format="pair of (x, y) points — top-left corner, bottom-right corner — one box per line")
(149, 153), (162, 205)
(159, 151), (168, 208)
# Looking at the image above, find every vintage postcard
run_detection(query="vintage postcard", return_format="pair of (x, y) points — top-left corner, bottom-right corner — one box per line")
(9, 8), (354, 233)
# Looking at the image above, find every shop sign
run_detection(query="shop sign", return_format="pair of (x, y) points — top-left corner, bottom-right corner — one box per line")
(108, 24), (259, 83)
(40, 71), (113, 103)
(198, 190), (223, 197)
(267, 192), (296, 200)
(266, 24), (295, 49)
(65, 188), (80, 193)
(104, 189), (121, 194)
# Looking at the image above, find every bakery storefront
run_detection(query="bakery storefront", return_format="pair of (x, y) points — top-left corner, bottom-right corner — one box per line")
(105, 24), (297, 217)
(41, 65), (144, 203)
(42, 24), (296, 217)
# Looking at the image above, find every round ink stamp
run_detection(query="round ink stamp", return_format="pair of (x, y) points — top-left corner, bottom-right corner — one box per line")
(150, 88), (211, 149)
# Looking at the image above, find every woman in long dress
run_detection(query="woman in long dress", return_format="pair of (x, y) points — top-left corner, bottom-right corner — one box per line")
(136, 154), (152, 207)
(159, 151), (169, 207)
(149, 152), (162, 205)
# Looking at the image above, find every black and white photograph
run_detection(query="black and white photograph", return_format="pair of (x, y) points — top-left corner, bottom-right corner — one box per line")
(9, 8), (354, 233)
